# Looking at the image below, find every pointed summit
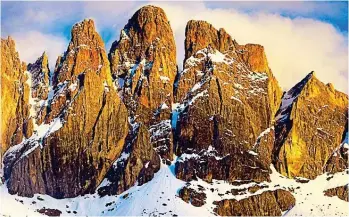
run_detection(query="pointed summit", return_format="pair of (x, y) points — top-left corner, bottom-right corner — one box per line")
(70, 19), (100, 47)
(185, 20), (233, 60)
(27, 52), (50, 100)
(4, 19), (128, 199)
(111, 5), (172, 53)
(53, 18), (109, 86)
(109, 4), (177, 160)
(273, 72), (348, 179)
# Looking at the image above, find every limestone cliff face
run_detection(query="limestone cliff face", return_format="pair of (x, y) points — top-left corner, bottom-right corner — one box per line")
(174, 20), (282, 183)
(3, 19), (129, 198)
(109, 5), (177, 160)
(273, 72), (348, 179)
(0, 37), (32, 156)
(97, 123), (160, 196)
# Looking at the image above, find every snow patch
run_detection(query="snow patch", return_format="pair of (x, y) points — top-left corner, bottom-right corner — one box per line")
(159, 76), (170, 83)
(160, 103), (169, 110)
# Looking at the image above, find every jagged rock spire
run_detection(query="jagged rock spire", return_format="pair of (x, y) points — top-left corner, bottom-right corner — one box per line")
(4, 19), (129, 198)
(273, 72), (348, 179)
(109, 5), (177, 160)
(184, 20), (233, 60)
(27, 51), (50, 100)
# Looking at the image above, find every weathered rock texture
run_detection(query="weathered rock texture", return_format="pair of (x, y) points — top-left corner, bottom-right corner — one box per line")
(27, 52), (51, 126)
(1, 37), (32, 156)
(324, 185), (349, 202)
(97, 123), (160, 196)
(27, 52), (50, 101)
(174, 20), (282, 183)
(109, 5), (177, 160)
(325, 130), (348, 174)
(214, 189), (296, 216)
(1, 6), (348, 215)
(3, 19), (129, 198)
(179, 185), (207, 207)
(273, 72), (348, 179)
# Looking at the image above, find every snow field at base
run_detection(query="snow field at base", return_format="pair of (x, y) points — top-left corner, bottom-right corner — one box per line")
(1, 153), (348, 217)
(270, 167), (349, 216)
(0, 158), (213, 217)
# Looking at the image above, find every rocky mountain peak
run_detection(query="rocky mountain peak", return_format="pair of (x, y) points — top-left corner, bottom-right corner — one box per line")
(236, 43), (273, 78)
(53, 18), (110, 87)
(2, 36), (16, 53)
(110, 5), (176, 72)
(3, 19), (129, 198)
(1, 5), (348, 216)
(69, 19), (102, 48)
(27, 51), (50, 100)
(174, 19), (283, 185)
(273, 71), (348, 179)
(41, 51), (49, 66)
(124, 5), (169, 44)
(184, 20), (233, 60)
(283, 71), (346, 107)
(109, 5), (177, 160)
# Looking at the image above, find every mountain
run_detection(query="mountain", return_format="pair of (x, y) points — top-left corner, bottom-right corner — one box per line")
(109, 5), (177, 161)
(3, 19), (129, 198)
(27, 52), (50, 102)
(1, 37), (33, 157)
(273, 72), (348, 179)
(174, 20), (283, 185)
(1, 5), (348, 217)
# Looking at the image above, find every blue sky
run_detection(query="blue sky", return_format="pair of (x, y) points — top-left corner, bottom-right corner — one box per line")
(2, 1), (348, 49)
(1, 1), (348, 92)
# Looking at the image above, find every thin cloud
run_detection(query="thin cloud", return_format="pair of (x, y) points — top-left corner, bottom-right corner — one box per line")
(2, 1), (347, 93)
(151, 1), (348, 93)
(12, 31), (68, 71)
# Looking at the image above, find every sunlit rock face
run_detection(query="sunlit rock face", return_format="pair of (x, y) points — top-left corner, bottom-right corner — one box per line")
(109, 5), (177, 160)
(3, 19), (129, 198)
(1, 37), (32, 156)
(0, 4), (348, 216)
(174, 20), (282, 183)
(273, 72), (348, 179)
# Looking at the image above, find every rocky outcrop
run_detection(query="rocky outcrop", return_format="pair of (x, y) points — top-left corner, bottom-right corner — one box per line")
(37, 208), (62, 217)
(27, 52), (50, 101)
(97, 123), (160, 196)
(325, 130), (348, 174)
(174, 20), (282, 183)
(27, 52), (51, 126)
(0, 37), (32, 157)
(214, 189), (295, 216)
(179, 185), (207, 207)
(3, 19), (129, 198)
(273, 72), (348, 179)
(324, 185), (349, 202)
(109, 5), (177, 160)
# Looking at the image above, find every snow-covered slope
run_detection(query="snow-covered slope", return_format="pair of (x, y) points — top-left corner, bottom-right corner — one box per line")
(1, 155), (348, 216)
(0, 158), (211, 216)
